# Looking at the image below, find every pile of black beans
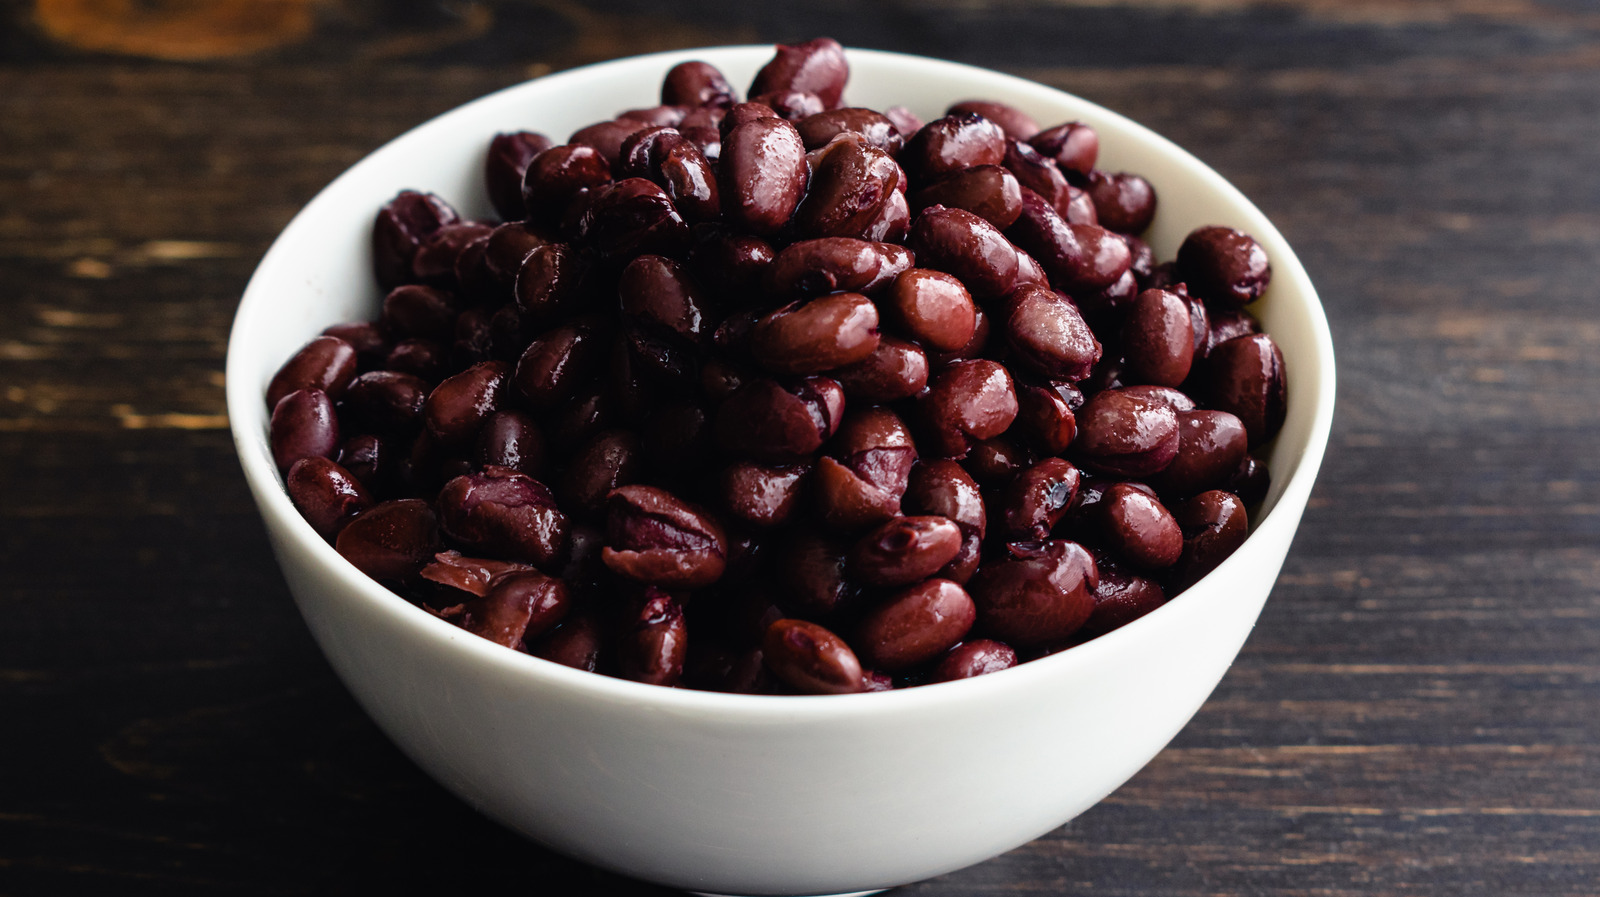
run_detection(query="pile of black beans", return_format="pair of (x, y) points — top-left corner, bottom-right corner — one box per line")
(267, 38), (1286, 694)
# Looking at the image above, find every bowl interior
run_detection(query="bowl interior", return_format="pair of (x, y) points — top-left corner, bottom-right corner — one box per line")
(226, 45), (1335, 712)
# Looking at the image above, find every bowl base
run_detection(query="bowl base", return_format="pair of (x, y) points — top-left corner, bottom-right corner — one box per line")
(691, 891), (886, 897)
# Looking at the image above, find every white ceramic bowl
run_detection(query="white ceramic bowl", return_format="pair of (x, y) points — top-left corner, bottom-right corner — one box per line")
(227, 46), (1335, 897)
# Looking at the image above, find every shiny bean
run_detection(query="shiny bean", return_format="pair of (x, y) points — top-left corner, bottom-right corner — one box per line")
(1121, 287), (1194, 387)
(1226, 453), (1273, 506)
(372, 190), (459, 290)
(1116, 384), (1197, 412)
(412, 221), (494, 288)
(1204, 307), (1263, 358)
(568, 118), (650, 168)
(267, 335), (358, 410)
(513, 318), (603, 410)
(437, 468), (567, 567)
(794, 134), (902, 239)
(947, 100), (1039, 140)
(1085, 171), (1157, 235)
(929, 638), (1017, 681)
(855, 579), (976, 672)
(618, 587), (689, 686)
(1060, 184), (1098, 225)
(1168, 490), (1249, 592)
(813, 406), (916, 532)
(483, 221), (553, 288)
(1002, 283), (1102, 380)
(530, 609), (608, 672)
(1072, 388), (1180, 477)
(271, 388), (339, 471)
(424, 360), (507, 447)
(1006, 190), (1131, 293)
(573, 177), (690, 260)
(602, 485), (728, 589)
(337, 433), (394, 496)
(902, 113), (1008, 184)
(751, 89), (825, 121)
(968, 539), (1098, 646)
(848, 515), (963, 588)
(774, 528), (856, 618)
(861, 187), (912, 243)
(749, 292), (881, 374)
(321, 322), (388, 370)
(916, 359), (1018, 458)
(1202, 333), (1287, 447)
(884, 268), (977, 352)
(455, 570), (570, 649)
(763, 618), (864, 695)
(1029, 121), (1099, 175)
(563, 430), (642, 522)
(714, 376), (844, 461)
(1177, 226), (1272, 309)
(903, 460), (987, 584)
(1099, 482), (1182, 568)
(797, 107), (905, 154)
(911, 164), (1022, 231)
(620, 105), (689, 127)
(473, 410), (545, 478)
(617, 126), (720, 223)
(662, 60), (738, 108)
(286, 457), (372, 541)
(961, 435), (1032, 486)
(687, 227), (775, 302)
(384, 338), (447, 383)
(998, 457), (1081, 541)
(381, 284), (456, 341)
(907, 205), (1021, 300)
(341, 370), (428, 435)
(619, 254), (713, 373)
(1080, 554), (1166, 638)
(749, 38), (850, 109)
(1012, 378), (1079, 455)
(1002, 139), (1073, 219)
(721, 460), (811, 528)
(1148, 409), (1248, 498)
(830, 335), (929, 404)
(335, 498), (443, 584)
(718, 114), (809, 236)
(521, 144), (612, 225)
(419, 550), (537, 599)
(766, 237), (910, 299)
(486, 131), (555, 221)
(514, 242), (591, 323)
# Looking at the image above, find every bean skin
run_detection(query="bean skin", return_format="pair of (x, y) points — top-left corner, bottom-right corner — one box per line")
(271, 388), (339, 471)
(618, 587), (689, 686)
(1168, 490), (1250, 592)
(797, 108), (905, 154)
(749, 292), (881, 375)
(1177, 226), (1272, 309)
(902, 113), (1008, 184)
(335, 499), (443, 585)
(721, 460), (811, 528)
(907, 205), (1021, 300)
(947, 100), (1039, 141)
(854, 579), (976, 672)
(286, 457), (373, 541)
(1121, 287), (1195, 387)
(1001, 283), (1102, 381)
(1201, 333), (1287, 448)
(793, 134), (902, 239)
(903, 460), (987, 584)
(969, 539), (1098, 647)
(929, 638), (1018, 681)
(884, 268), (977, 353)
(719, 114), (809, 236)
(268, 336), (359, 411)
(714, 376), (845, 461)
(618, 127), (721, 223)
(1148, 409), (1249, 498)
(662, 60), (738, 108)
(829, 336), (928, 403)
(1099, 482), (1183, 569)
(910, 165), (1023, 231)
(915, 359), (1019, 459)
(998, 457), (1081, 541)
(602, 485), (728, 590)
(455, 570), (571, 649)
(848, 516), (964, 588)
(1072, 388), (1181, 477)
(813, 406), (917, 532)
(749, 38), (850, 109)
(573, 177), (690, 261)
(437, 468), (568, 568)
(763, 619), (864, 694)
(1012, 378), (1079, 455)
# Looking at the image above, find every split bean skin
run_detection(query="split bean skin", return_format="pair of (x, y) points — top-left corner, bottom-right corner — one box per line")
(276, 43), (1290, 692)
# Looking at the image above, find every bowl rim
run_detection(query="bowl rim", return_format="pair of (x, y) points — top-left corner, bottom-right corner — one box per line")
(227, 44), (1336, 720)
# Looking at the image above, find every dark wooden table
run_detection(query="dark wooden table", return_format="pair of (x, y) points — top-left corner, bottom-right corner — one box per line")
(5, 1), (1598, 893)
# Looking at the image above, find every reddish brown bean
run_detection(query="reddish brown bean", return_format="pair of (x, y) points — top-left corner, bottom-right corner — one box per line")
(947, 100), (1039, 140)
(688, 228), (775, 302)
(797, 107), (905, 154)
(1168, 490), (1249, 591)
(719, 114), (809, 236)
(321, 321), (388, 370)
(618, 126), (721, 223)
(271, 388), (339, 471)
(1148, 409), (1249, 498)
(766, 237), (910, 299)
(774, 529), (855, 618)
(1085, 171), (1157, 235)
(1006, 190), (1132, 293)
(749, 292), (881, 375)
(1226, 454), (1273, 506)
(662, 60), (738, 108)
(602, 485), (728, 589)
(569, 118), (650, 168)
(1081, 555), (1166, 638)
(1202, 333), (1287, 447)
(618, 587), (689, 686)
(1029, 121), (1099, 175)
(1001, 138), (1073, 219)
(829, 336), (928, 403)
(1204, 308), (1262, 358)
(721, 460), (810, 528)
(1099, 482), (1183, 568)
(513, 318), (604, 411)
(902, 113), (1008, 184)
(884, 268), (977, 353)
(1013, 378), (1080, 455)
(513, 242), (590, 323)
(381, 285), (456, 341)
(813, 407), (917, 532)
(961, 435), (1033, 485)
(915, 359), (1019, 458)
(341, 371), (428, 435)
(530, 609), (608, 672)
(903, 460), (987, 584)
(286, 457), (372, 541)
(335, 499), (442, 584)
(373, 190), (459, 290)
(714, 376), (844, 461)
(908, 206), (1021, 300)
(998, 457), (1082, 541)
(929, 639), (1017, 681)
(521, 144), (612, 224)
(1177, 226), (1272, 309)
(794, 134), (902, 239)
(911, 165), (1023, 231)
(1116, 384), (1197, 412)
(437, 468), (567, 567)
(412, 221), (493, 288)
(1002, 283), (1102, 381)
(1122, 287), (1195, 387)
(1072, 388), (1181, 477)
(969, 539), (1098, 647)
(855, 579), (976, 672)
(563, 430), (642, 522)
(750, 37), (849, 109)
(455, 570), (571, 649)
(384, 339), (447, 383)
(751, 89), (826, 121)
(763, 618), (864, 695)
(267, 336), (358, 410)
(573, 177), (690, 260)
(419, 550), (537, 599)
(486, 131), (555, 221)
(424, 360), (507, 447)
(848, 516), (963, 587)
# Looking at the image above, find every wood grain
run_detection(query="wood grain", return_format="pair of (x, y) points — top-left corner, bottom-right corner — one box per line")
(2, 1), (1597, 894)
